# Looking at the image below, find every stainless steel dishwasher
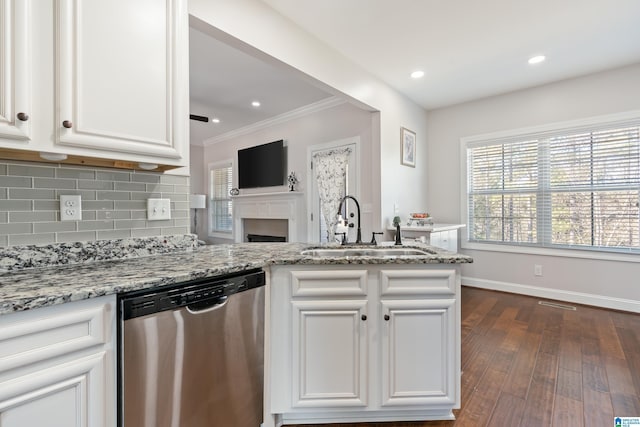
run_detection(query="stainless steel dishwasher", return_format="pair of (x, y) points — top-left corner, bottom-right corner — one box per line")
(118, 269), (265, 427)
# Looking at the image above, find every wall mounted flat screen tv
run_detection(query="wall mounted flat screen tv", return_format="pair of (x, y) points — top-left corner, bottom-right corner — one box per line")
(238, 140), (286, 189)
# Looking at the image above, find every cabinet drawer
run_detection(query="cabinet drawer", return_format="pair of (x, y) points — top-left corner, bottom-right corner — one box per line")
(291, 270), (368, 297)
(379, 269), (456, 296)
(0, 297), (113, 373)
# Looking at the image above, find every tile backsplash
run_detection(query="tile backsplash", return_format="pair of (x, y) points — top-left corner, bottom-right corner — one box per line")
(0, 161), (190, 247)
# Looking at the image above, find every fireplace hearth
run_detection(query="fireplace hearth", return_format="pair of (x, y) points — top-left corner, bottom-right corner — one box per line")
(246, 234), (287, 243)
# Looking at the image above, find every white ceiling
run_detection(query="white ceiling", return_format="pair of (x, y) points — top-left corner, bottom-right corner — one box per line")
(190, 0), (640, 143)
(189, 26), (333, 145)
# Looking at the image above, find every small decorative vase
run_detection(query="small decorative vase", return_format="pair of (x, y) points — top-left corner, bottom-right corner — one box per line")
(287, 172), (298, 192)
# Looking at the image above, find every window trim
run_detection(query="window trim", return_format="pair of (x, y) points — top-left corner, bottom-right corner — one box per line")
(460, 109), (640, 263)
(208, 159), (234, 239)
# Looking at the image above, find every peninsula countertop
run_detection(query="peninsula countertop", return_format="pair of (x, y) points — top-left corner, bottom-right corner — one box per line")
(0, 242), (472, 315)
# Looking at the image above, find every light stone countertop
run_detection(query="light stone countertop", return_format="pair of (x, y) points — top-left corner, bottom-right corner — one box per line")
(0, 242), (472, 315)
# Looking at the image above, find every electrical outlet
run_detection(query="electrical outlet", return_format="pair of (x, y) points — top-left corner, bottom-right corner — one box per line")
(60, 195), (82, 221)
(147, 198), (171, 221)
(534, 264), (543, 276)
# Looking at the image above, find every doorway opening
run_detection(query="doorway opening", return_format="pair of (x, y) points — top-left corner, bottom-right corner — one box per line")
(307, 137), (360, 243)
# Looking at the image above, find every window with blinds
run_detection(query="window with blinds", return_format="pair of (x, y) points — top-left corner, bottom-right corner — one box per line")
(466, 120), (640, 253)
(209, 164), (233, 234)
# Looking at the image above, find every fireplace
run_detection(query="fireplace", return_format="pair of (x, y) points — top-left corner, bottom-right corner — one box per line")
(232, 192), (306, 243)
(243, 218), (288, 242)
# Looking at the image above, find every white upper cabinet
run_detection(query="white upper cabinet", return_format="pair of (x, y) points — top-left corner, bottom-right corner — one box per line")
(0, 0), (32, 144)
(0, 0), (189, 171)
(55, 0), (188, 166)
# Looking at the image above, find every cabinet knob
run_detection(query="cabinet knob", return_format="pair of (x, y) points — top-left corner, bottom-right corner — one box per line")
(384, 314), (390, 321)
(361, 314), (367, 321)
(16, 112), (29, 121)
(62, 120), (73, 129)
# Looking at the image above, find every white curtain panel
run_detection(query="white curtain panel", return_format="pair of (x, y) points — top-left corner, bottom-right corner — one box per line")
(312, 147), (352, 240)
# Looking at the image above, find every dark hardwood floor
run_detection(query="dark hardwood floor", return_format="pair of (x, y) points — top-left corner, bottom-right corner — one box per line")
(289, 286), (640, 427)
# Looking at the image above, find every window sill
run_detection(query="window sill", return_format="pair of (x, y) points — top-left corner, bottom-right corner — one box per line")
(462, 241), (640, 263)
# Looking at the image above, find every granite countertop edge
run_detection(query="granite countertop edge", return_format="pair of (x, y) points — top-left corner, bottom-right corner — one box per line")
(0, 242), (472, 315)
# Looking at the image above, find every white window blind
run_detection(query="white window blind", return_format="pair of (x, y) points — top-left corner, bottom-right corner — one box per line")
(210, 164), (233, 233)
(467, 121), (640, 253)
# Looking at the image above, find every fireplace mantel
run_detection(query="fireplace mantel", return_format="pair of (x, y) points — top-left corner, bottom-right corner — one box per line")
(232, 192), (306, 243)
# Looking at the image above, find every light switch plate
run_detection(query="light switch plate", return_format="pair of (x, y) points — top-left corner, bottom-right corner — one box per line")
(147, 198), (171, 220)
(60, 195), (82, 221)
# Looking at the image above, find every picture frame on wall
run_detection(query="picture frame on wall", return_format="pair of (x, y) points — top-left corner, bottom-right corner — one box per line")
(401, 127), (416, 167)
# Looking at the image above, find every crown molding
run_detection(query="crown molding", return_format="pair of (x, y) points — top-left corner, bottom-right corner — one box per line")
(201, 96), (346, 146)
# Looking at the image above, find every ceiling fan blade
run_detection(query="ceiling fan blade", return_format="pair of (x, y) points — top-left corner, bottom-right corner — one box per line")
(189, 114), (209, 122)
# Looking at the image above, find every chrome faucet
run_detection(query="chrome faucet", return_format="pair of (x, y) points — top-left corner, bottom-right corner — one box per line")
(337, 195), (362, 244)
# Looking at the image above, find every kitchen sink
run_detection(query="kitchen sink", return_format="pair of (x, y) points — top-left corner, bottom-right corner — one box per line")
(300, 247), (435, 257)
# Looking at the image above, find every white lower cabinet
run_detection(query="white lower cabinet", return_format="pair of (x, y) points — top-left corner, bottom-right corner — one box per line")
(429, 229), (458, 252)
(291, 299), (368, 408)
(380, 298), (456, 407)
(0, 296), (116, 427)
(268, 265), (460, 425)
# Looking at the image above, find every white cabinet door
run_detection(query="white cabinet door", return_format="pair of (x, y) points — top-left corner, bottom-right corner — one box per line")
(430, 230), (458, 252)
(380, 298), (457, 407)
(0, 0), (31, 145)
(291, 299), (368, 408)
(0, 352), (109, 427)
(55, 0), (188, 166)
(429, 231), (442, 249)
(0, 296), (116, 427)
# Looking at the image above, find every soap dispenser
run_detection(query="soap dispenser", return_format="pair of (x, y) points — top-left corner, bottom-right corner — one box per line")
(393, 216), (402, 246)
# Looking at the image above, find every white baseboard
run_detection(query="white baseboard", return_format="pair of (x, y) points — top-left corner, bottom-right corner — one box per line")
(462, 276), (640, 314)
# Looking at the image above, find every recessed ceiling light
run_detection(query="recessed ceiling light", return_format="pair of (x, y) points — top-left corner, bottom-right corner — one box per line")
(410, 70), (425, 79)
(251, 101), (261, 107)
(211, 118), (220, 124)
(528, 55), (546, 65)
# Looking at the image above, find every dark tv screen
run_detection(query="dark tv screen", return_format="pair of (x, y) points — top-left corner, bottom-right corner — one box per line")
(238, 140), (286, 189)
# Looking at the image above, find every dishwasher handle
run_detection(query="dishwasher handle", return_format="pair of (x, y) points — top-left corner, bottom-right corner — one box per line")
(186, 295), (228, 315)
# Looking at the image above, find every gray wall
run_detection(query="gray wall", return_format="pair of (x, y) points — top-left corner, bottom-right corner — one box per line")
(0, 161), (190, 246)
(426, 62), (640, 310)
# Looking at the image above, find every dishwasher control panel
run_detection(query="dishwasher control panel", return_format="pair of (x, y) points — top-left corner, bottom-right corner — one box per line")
(120, 269), (264, 320)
